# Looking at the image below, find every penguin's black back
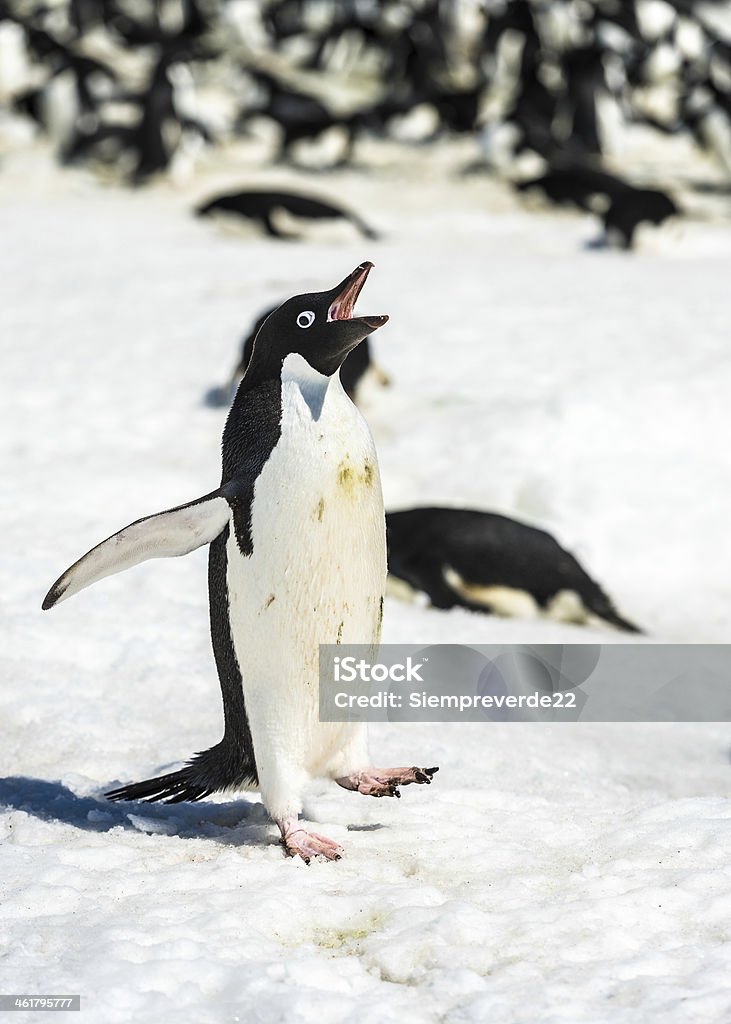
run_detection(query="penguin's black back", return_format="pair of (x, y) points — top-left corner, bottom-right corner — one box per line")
(108, 369), (287, 805)
(108, 527), (260, 803)
(516, 166), (631, 211)
(387, 507), (579, 605)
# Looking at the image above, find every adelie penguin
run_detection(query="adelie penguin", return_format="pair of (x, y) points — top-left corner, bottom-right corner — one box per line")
(195, 189), (379, 240)
(43, 262), (437, 863)
(516, 166), (680, 250)
(386, 507), (641, 633)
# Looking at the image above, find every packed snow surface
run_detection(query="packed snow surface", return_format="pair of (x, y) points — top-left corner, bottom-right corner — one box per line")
(2, 145), (731, 1023)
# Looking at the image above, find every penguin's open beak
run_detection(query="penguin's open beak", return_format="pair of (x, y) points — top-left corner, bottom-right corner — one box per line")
(328, 262), (389, 332)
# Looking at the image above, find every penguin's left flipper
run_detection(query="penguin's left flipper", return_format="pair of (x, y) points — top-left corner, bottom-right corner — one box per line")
(42, 489), (231, 610)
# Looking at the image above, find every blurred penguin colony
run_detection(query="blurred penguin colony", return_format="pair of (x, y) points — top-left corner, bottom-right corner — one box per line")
(3, 0), (728, 634)
(1, 1), (730, 221)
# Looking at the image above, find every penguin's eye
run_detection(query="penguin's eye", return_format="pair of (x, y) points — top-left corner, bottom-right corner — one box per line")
(297, 310), (316, 329)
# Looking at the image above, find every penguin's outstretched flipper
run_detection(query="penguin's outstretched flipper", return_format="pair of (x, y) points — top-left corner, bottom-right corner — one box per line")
(42, 490), (231, 610)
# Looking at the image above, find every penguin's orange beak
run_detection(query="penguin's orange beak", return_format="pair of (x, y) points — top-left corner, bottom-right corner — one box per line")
(328, 262), (389, 331)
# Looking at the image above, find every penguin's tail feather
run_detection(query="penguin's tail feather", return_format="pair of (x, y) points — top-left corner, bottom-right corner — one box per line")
(585, 591), (643, 634)
(598, 607), (643, 634)
(106, 740), (257, 804)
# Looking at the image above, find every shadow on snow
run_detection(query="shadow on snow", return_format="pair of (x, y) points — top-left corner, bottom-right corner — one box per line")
(0, 775), (268, 847)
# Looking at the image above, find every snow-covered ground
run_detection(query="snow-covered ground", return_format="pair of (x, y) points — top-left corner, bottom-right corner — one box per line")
(2, 143), (731, 1022)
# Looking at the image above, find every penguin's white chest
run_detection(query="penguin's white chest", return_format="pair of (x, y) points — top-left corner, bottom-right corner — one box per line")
(225, 360), (386, 774)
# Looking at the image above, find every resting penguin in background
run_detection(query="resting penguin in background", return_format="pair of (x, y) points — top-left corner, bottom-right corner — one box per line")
(43, 263), (437, 863)
(386, 508), (641, 633)
(515, 166), (680, 250)
(195, 189), (379, 240)
(204, 303), (390, 409)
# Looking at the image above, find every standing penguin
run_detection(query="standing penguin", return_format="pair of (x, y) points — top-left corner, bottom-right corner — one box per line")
(42, 262), (437, 862)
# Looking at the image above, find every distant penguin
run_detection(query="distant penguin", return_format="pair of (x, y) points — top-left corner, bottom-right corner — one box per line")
(43, 262), (437, 862)
(386, 507), (641, 633)
(602, 187), (679, 249)
(204, 302), (390, 409)
(238, 68), (346, 163)
(7, 23), (116, 155)
(515, 164), (627, 211)
(516, 165), (679, 249)
(64, 48), (212, 182)
(559, 42), (607, 155)
(195, 189), (379, 240)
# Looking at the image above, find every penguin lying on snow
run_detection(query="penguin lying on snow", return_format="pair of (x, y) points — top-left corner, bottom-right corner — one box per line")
(195, 189), (379, 240)
(204, 303), (390, 409)
(516, 166), (680, 249)
(43, 263), (437, 863)
(386, 507), (641, 633)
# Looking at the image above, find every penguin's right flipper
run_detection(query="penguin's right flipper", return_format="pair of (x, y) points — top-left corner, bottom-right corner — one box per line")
(42, 490), (231, 610)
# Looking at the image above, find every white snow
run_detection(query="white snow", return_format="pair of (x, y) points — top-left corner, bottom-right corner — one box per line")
(2, 142), (731, 1023)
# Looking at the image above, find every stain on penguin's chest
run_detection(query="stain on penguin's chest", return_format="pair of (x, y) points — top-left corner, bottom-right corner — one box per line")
(336, 456), (374, 494)
(313, 455), (374, 520)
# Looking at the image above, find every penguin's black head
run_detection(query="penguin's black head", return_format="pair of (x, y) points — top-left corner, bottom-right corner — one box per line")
(252, 262), (388, 378)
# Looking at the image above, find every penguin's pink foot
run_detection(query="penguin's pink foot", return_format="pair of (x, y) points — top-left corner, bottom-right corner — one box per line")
(336, 765), (439, 799)
(280, 823), (343, 863)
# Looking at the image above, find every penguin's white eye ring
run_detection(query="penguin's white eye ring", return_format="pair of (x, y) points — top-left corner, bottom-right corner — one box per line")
(297, 310), (316, 329)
